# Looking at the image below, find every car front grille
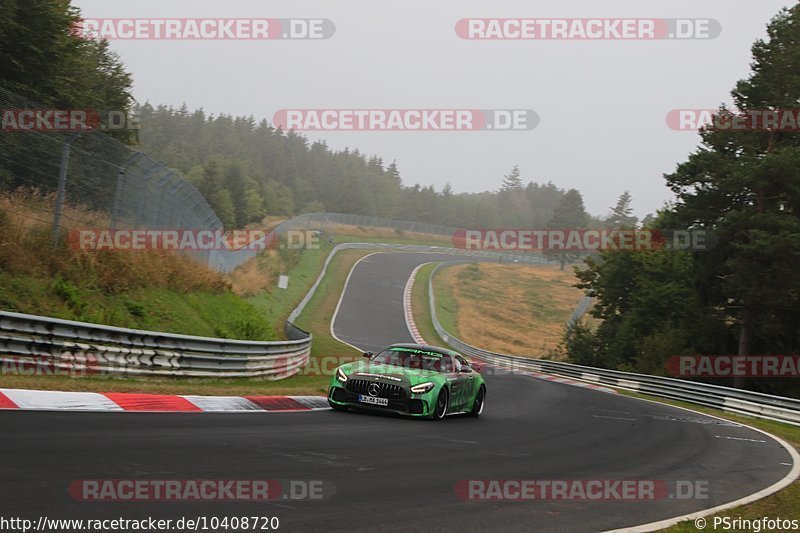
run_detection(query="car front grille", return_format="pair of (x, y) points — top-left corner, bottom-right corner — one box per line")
(346, 379), (406, 399)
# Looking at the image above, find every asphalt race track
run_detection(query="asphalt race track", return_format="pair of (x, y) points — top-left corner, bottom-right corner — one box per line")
(331, 251), (475, 352)
(1, 252), (795, 532)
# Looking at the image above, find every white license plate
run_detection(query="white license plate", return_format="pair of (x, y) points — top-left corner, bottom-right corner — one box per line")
(358, 395), (388, 406)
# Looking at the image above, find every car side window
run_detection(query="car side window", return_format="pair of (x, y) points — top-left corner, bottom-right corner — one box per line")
(454, 355), (469, 370)
(440, 355), (455, 373)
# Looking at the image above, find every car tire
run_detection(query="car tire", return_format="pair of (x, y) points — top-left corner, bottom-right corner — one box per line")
(469, 386), (486, 417)
(432, 388), (448, 420)
(328, 400), (348, 412)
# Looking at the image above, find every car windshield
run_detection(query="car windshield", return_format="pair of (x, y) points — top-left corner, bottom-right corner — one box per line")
(370, 348), (451, 372)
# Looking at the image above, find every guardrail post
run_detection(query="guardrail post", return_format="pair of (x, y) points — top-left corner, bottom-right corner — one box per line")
(51, 138), (72, 248)
(111, 152), (144, 229)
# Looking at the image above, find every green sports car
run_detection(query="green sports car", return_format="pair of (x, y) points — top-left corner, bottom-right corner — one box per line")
(328, 343), (486, 420)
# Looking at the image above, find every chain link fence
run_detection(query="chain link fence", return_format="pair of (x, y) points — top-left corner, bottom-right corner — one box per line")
(0, 86), (223, 265)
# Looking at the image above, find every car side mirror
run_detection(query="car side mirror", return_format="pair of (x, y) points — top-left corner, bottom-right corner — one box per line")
(460, 366), (472, 373)
(363, 352), (374, 359)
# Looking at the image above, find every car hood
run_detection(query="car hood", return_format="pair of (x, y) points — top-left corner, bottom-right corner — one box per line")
(340, 361), (442, 385)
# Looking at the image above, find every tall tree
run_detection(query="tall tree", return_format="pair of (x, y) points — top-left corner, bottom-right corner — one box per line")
(0, 0), (134, 141)
(500, 165), (523, 191)
(566, 6), (800, 397)
(544, 189), (590, 269)
(498, 165), (530, 226)
(665, 5), (800, 384)
(605, 191), (638, 228)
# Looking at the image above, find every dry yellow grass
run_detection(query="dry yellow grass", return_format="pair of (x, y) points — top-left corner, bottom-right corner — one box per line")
(326, 222), (452, 244)
(249, 218), (452, 245)
(438, 263), (583, 358)
(228, 249), (284, 297)
(227, 221), (450, 297)
(0, 188), (228, 293)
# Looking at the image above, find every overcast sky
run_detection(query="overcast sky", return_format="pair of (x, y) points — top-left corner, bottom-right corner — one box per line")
(73, 0), (794, 218)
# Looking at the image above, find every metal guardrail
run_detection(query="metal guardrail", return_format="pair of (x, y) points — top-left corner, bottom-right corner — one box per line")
(567, 295), (594, 326)
(427, 262), (800, 426)
(0, 311), (311, 379)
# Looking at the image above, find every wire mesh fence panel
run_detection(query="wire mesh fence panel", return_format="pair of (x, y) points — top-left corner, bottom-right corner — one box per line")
(0, 86), (223, 266)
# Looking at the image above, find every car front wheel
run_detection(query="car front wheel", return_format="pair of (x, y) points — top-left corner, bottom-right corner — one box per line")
(432, 388), (448, 420)
(470, 386), (485, 417)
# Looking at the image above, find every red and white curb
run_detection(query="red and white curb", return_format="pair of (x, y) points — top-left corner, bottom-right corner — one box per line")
(403, 263), (430, 345)
(402, 264), (615, 394)
(0, 388), (330, 412)
(516, 370), (616, 394)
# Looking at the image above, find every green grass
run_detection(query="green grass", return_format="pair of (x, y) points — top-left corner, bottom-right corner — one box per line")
(410, 262), (449, 347)
(247, 244), (332, 334)
(0, 271), (274, 340)
(431, 264), (461, 337)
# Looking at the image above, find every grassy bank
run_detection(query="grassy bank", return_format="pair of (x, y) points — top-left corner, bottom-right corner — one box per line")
(243, 244), (333, 335)
(0, 197), (274, 340)
(0, 274), (274, 340)
(0, 245), (374, 397)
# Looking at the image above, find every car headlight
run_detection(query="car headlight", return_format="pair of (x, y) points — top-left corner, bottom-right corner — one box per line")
(335, 367), (348, 383)
(410, 382), (435, 394)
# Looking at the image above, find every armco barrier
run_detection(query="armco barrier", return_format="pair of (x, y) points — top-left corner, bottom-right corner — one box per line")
(0, 311), (311, 379)
(427, 262), (800, 426)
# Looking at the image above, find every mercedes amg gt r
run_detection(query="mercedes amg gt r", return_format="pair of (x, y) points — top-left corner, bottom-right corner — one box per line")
(328, 343), (486, 420)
